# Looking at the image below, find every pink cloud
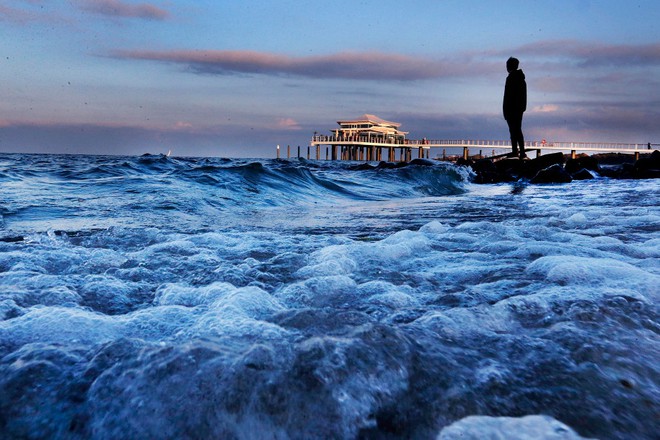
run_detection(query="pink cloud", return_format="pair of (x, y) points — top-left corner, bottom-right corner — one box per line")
(173, 121), (193, 130)
(275, 118), (302, 130)
(0, 3), (48, 24)
(77, 0), (169, 20)
(112, 49), (467, 81)
(532, 104), (560, 113)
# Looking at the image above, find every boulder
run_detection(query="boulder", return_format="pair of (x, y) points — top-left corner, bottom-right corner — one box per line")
(495, 158), (525, 176)
(521, 152), (565, 178)
(531, 164), (573, 184)
(631, 150), (660, 178)
(408, 158), (437, 167)
(571, 168), (595, 180)
(455, 158), (473, 168)
(565, 155), (600, 174)
(471, 158), (497, 174)
(469, 158), (518, 183)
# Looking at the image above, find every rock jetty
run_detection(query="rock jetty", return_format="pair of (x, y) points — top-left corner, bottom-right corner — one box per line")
(458, 150), (660, 184)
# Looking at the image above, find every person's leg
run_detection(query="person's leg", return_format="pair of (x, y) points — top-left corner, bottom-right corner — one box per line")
(509, 114), (524, 157)
(517, 115), (525, 157)
(507, 119), (520, 156)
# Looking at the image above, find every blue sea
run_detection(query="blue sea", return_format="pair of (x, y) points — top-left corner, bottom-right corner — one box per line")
(0, 153), (658, 439)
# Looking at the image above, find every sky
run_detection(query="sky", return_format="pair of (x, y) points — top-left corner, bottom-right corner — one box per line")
(1, 0), (659, 158)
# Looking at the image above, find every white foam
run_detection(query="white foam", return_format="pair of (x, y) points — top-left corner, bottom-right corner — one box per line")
(154, 282), (236, 307)
(0, 306), (121, 346)
(526, 255), (659, 300)
(437, 415), (593, 439)
(357, 281), (420, 309)
(278, 275), (359, 308)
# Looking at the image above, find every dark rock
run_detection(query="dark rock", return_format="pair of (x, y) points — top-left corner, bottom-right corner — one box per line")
(455, 158), (473, 168)
(531, 164), (573, 184)
(349, 163), (376, 171)
(471, 158), (497, 173)
(631, 150), (660, 178)
(565, 156), (600, 174)
(522, 152), (565, 178)
(408, 158), (436, 166)
(571, 168), (595, 180)
(592, 153), (636, 165)
(468, 158), (518, 183)
(376, 161), (408, 169)
(598, 166), (624, 178)
(495, 158), (525, 176)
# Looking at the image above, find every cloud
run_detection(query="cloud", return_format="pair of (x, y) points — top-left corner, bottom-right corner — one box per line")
(504, 40), (660, 67)
(0, 2), (53, 24)
(77, 0), (169, 21)
(173, 121), (193, 130)
(275, 118), (302, 131)
(532, 104), (560, 113)
(111, 49), (468, 81)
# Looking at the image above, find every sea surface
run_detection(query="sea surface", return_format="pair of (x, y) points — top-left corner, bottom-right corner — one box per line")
(0, 153), (658, 439)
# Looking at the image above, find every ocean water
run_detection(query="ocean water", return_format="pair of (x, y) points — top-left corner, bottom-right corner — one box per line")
(0, 153), (658, 439)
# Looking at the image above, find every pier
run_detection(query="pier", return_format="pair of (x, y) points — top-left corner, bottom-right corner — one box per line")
(277, 115), (657, 161)
(301, 137), (657, 162)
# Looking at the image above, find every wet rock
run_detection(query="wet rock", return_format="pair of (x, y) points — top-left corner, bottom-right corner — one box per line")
(409, 158), (437, 166)
(631, 150), (660, 178)
(455, 158), (473, 168)
(522, 152), (565, 178)
(571, 168), (595, 180)
(565, 156), (600, 174)
(597, 166), (624, 179)
(531, 164), (573, 184)
(349, 163), (375, 171)
(472, 159), (511, 183)
(376, 161), (408, 169)
(592, 153), (636, 165)
(471, 158), (496, 174)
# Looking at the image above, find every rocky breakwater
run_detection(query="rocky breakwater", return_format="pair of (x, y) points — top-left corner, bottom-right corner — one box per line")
(459, 150), (660, 184)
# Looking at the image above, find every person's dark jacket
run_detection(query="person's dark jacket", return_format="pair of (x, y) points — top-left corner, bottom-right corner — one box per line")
(503, 69), (527, 120)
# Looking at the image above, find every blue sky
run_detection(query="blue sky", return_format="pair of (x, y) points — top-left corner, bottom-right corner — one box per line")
(1, 0), (659, 157)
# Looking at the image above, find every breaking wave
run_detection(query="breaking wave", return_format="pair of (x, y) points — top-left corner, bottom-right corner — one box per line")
(0, 153), (658, 439)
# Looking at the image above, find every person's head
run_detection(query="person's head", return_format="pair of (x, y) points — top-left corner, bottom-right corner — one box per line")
(506, 57), (519, 73)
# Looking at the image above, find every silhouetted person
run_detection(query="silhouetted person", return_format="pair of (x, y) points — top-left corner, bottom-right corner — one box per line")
(503, 57), (527, 158)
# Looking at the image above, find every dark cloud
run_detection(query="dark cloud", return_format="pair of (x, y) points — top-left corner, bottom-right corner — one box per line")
(77, 0), (169, 21)
(112, 49), (468, 81)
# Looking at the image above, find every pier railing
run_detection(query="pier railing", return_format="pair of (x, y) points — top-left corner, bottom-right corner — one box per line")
(309, 136), (655, 153)
(282, 136), (657, 161)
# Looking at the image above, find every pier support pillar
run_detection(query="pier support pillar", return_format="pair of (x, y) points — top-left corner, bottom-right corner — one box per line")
(635, 151), (640, 160)
(570, 150), (576, 159)
(463, 147), (469, 160)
